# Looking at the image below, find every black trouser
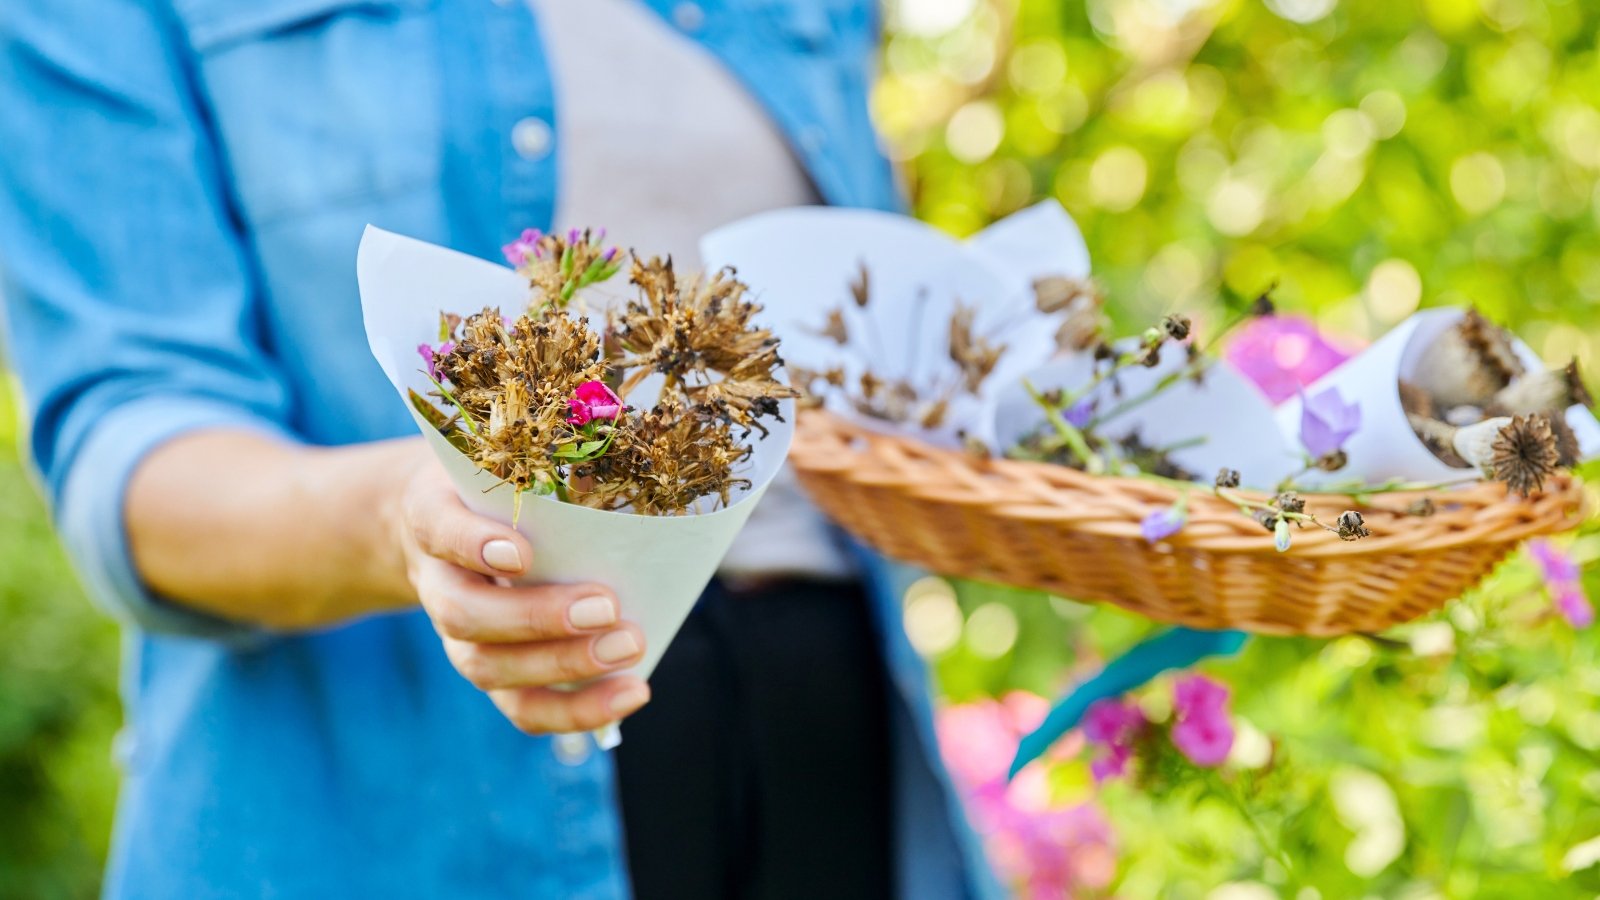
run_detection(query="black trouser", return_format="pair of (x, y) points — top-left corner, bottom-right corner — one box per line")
(616, 578), (894, 900)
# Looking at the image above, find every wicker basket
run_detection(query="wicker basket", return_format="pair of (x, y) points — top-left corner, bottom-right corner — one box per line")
(791, 410), (1587, 636)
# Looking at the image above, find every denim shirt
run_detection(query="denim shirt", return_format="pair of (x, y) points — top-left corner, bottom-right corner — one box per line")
(0, 0), (1002, 896)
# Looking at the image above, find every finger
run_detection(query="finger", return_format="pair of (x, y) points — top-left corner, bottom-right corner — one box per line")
(490, 677), (652, 736)
(416, 561), (620, 643)
(442, 624), (646, 691)
(405, 472), (533, 578)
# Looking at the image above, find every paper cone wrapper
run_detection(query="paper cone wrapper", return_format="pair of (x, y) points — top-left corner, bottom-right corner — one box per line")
(994, 350), (1302, 490)
(1277, 307), (1600, 487)
(357, 227), (793, 689)
(700, 201), (1090, 450)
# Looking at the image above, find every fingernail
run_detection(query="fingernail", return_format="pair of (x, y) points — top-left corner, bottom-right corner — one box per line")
(594, 630), (641, 664)
(609, 685), (651, 716)
(482, 539), (522, 573)
(569, 595), (617, 629)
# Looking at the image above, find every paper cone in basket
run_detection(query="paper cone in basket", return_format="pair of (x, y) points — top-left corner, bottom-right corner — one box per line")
(1278, 308), (1600, 487)
(700, 202), (1089, 451)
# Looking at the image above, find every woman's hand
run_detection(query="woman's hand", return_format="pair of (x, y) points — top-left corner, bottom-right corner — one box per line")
(395, 459), (653, 735)
(128, 431), (650, 733)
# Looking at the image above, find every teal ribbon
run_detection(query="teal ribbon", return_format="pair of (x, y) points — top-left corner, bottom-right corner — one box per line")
(1008, 627), (1249, 779)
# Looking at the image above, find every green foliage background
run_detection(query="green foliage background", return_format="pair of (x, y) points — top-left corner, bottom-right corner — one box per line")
(4, 0), (1600, 895)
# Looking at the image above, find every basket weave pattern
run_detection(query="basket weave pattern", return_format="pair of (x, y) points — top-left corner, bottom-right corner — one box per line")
(792, 411), (1586, 636)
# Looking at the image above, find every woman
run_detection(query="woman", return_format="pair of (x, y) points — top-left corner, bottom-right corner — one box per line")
(0, 0), (998, 896)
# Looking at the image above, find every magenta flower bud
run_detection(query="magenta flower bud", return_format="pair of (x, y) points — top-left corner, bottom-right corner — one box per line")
(565, 380), (623, 426)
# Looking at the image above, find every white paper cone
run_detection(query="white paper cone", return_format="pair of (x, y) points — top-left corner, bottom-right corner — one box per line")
(700, 202), (1089, 450)
(993, 351), (1301, 489)
(357, 226), (793, 696)
(1277, 307), (1600, 487)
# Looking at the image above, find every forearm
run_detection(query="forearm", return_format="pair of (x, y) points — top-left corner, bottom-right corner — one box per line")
(125, 430), (421, 630)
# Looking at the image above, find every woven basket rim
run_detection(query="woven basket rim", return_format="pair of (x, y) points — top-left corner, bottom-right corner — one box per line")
(790, 409), (1587, 559)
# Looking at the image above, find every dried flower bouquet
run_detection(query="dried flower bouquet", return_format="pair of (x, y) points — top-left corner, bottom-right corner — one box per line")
(357, 225), (801, 745)
(409, 228), (796, 518)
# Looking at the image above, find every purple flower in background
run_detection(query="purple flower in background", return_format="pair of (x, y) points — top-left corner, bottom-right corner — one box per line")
(1299, 386), (1362, 459)
(1530, 539), (1581, 584)
(567, 227), (582, 244)
(1557, 587), (1594, 629)
(1529, 539), (1593, 628)
(1170, 675), (1235, 768)
(1225, 315), (1358, 404)
(1082, 698), (1146, 783)
(501, 228), (543, 266)
(1064, 398), (1094, 429)
(1140, 501), (1187, 544)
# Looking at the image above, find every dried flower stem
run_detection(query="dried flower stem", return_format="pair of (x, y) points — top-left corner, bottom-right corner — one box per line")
(1023, 379), (1104, 474)
(1085, 354), (1215, 430)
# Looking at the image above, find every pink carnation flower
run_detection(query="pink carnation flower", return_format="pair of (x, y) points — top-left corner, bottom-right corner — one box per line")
(566, 380), (623, 426)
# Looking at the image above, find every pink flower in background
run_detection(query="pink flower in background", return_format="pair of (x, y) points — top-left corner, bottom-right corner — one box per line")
(1082, 698), (1146, 783)
(566, 381), (623, 426)
(1529, 540), (1593, 628)
(1226, 315), (1358, 405)
(937, 694), (1118, 898)
(1170, 675), (1235, 768)
(501, 228), (543, 266)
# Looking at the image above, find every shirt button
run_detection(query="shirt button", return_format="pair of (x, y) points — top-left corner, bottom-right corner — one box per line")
(512, 117), (553, 161)
(672, 2), (705, 31)
(553, 733), (591, 766)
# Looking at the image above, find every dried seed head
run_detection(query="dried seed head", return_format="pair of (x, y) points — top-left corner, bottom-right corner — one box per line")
(1448, 415), (1513, 470)
(1489, 414), (1562, 496)
(1314, 449), (1349, 472)
(948, 302), (1006, 393)
(1215, 468), (1242, 489)
(1398, 380), (1437, 420)
(1252, 509), (1279, 532)
(820, 308), (849, 345)
(850, 262), (870, 307)
(1249, 290), (1276, 318)
(1412, 307), (1526, 409)
(1407, 497), (1436, 517)
(1273, 491), (1306, 515)
(1491, 358), (1593, 416)
(1161, 314), (1192, 342)
(1336, 510), (1370, 540)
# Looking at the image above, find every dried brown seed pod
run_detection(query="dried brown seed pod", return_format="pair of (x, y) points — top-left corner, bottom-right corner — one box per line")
(1488, 414), (1561, 497)
(1410, 308), (1525, 409)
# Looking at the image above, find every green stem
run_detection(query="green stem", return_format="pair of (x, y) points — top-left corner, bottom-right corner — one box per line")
(426, 374), (481, 437)
(1085, 355), (1214, 430)
(1024, 379), (1104, 474)
(1212, 771), (1297, 883)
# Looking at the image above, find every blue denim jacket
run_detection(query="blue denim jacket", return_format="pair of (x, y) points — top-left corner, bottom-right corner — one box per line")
(0, 0), (1001, 896)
